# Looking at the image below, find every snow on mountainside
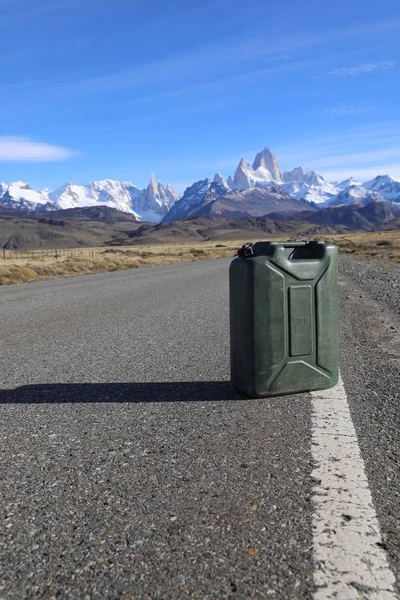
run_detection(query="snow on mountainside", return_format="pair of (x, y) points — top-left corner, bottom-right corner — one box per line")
(336, 177), (362, 190)
(363, 175), (400, 202)
(327, 185), (388, 207)
(2, 145), (400, 223)
(0, 176), (178, 222)
(252, 148), (283, 182)
(230, 150), (337, 205)
(225, 149), (400, 209)
(0, 181), (55, 211)
(281, 180), (339, 205)
(49, 180), (141, 216)
(162, 179), (229, 223)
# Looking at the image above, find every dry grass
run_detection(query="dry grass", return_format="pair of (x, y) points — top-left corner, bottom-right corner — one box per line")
(318, 230), (400, 262)
(1, 231), (400, 286)
(0, 242), (245, 286)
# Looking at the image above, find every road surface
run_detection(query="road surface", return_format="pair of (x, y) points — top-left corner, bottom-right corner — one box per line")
(0, 258), (399, 599)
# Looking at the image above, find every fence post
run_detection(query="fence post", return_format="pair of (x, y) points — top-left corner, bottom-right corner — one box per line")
(55, 249), (58, 260)
(2, 249), (5, 261)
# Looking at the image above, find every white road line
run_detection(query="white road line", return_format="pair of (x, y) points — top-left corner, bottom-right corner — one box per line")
(311, 375), (398, 599)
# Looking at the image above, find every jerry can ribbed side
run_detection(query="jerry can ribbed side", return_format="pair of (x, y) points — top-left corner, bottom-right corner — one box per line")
(229, 241), (338, 398)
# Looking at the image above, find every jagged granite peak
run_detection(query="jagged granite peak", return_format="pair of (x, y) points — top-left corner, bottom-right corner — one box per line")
(227, 175), (234, 188)
(233, 159), (255, 189)
(165, 184), (178, 204)
(283, 168), (325, 186)
(303, 171), (325, 186)
(144, 174), (178, 217)
(252, 147), (283, 182)
(213, 172), (229, 188)
(283, 167), (304, 183)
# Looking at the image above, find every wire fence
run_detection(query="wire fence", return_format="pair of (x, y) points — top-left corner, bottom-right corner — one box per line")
(1, 248), (107, 261)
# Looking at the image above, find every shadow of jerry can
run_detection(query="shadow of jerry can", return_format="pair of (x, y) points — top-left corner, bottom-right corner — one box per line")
(229, 241), (339, 398)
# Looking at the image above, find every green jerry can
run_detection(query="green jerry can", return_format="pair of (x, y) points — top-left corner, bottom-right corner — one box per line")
(229, 240), (338, 398)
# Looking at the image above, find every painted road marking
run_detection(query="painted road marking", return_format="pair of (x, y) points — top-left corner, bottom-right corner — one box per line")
(311, 375), (398, 599)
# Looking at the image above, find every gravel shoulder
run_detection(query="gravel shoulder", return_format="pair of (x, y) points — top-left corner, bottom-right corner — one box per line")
(339, 255), (400, 316)
(339, 255), (400, 595)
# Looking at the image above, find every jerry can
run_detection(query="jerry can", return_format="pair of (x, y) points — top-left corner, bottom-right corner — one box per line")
(229, 240), (338, 397)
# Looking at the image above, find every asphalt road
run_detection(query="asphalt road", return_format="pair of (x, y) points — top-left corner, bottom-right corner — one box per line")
(0, 258), (399, 599)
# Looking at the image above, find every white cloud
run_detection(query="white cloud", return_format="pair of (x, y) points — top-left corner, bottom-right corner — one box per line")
(0, 136), (76, 161)
(321, 105), (374, 116)
(330, 60), (396, 76)
(62, 19), (400, 95)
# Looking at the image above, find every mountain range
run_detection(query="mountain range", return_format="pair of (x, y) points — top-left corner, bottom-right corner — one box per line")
(2, 201), (399, 251)
(0, 175), (178, 222)
(1, 147), (400, 223)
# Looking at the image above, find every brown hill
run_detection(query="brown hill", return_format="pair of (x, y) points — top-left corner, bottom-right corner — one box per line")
(1, 202), (400, 251)
(124, 215), (332, 245)
(49, 206), (139, 222)
(0, 212), (141, 250)
(281, 201), (400, 232)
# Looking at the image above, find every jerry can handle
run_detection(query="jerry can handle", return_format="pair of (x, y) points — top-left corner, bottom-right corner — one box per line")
(279, 241), (309, 248)
(237, 242), (255, 258)
(237, 240), (319, 259)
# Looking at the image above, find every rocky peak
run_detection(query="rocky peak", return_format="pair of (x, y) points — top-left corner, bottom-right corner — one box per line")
(233, 159), (254, 189)
(213, 172), (229, 188)
(252, 147), (282, 182)
(306, 171), (325, 185)
(283, 167), (304, 183)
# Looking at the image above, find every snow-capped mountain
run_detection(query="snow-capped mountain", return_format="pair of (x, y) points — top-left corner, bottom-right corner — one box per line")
(1, 145), (400, 224)
(327, 185), (388, 207)
(322, 175), (400, 208)
(224, 149), (400, 209)
(229, 149), (338, 205)
(49, 180), (139, 215)
(335, 177), (362, 190)
(161, 173), (312, 223)
(253, 147), (283, 182)
(162, 178), (229, 223)
(363, 175), (400, 202)
(0, 176), (178, 222)
(230, 148), (283, 189)
(281, 166), (341, 204)
(0, 182), (55, 211)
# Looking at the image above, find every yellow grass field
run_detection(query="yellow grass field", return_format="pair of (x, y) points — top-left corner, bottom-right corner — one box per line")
(0, 242), (247, 286)
(1, 230), (399, 286)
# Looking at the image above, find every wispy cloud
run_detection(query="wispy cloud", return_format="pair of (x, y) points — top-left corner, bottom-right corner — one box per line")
(59, 19), (400, 95)
(0, 136), (76, 161)
(320, 105), (375, 116)
(330, 60), (396, 76)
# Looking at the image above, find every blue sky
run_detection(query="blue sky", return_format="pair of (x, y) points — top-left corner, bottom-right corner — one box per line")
(0, 0), (399, 193)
